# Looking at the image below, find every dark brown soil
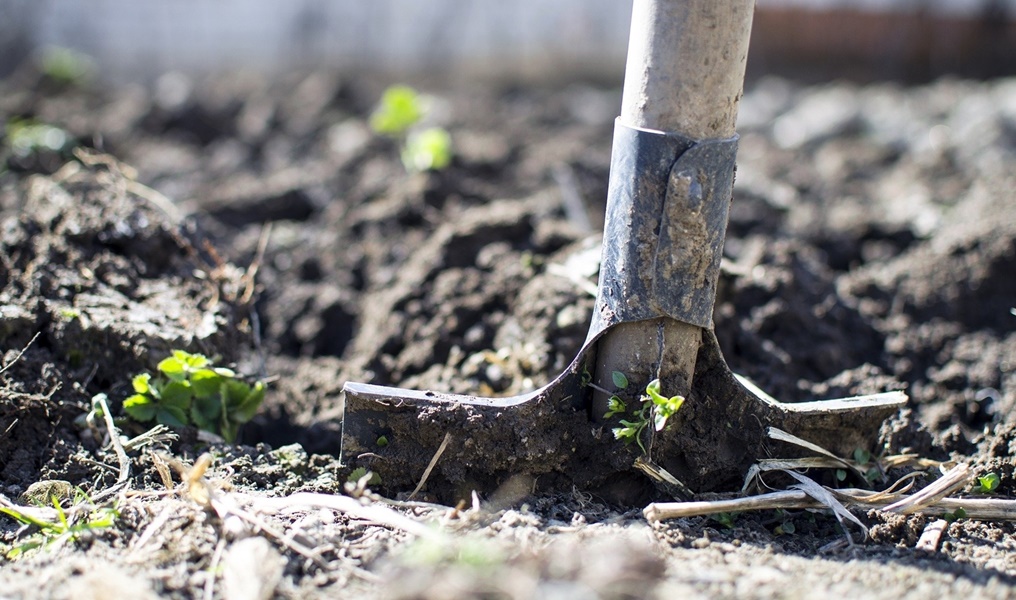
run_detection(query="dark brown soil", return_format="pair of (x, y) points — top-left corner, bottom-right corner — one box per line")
(1, 65), (1015, 598)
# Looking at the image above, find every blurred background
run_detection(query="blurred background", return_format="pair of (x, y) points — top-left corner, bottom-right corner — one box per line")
(2, 0), (1015, 84)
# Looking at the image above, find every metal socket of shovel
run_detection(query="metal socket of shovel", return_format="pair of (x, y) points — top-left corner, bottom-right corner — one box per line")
(341, 0), (906, 501)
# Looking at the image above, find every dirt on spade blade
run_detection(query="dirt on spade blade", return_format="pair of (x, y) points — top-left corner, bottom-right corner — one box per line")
(0, 66), (1015, 599)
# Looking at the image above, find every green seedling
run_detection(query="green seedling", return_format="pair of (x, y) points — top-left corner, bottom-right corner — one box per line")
(4, 118), (72, 158)
(943, 507), (967, 523)
(403, 127), (452, 171)
(711, 512), (737, 529)
(58, 308), (80, 320)
(0, 491), (117, 559)
(976, 473), (1000, 494)
(369, 85), (452, 172)
(611, 378), (686, 454)
(603, 395), (627, 419)
(346, 467), (381, 486)
(39, 46), (96, 86)
(774, 519), (796, 535)
(612, 371), (629, 389)
(370, 85), (425, 135)
(123, 349), (265, 443)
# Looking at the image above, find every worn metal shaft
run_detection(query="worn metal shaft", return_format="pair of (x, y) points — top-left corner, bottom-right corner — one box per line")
(593, 0), (754, 416)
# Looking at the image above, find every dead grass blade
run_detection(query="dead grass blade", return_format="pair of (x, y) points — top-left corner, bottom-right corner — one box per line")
(408, 432), (452, 501)
(766, 427), (866, 481)
(91, 394), (131, 502)
(0, 331), (40, 375)
(783, 469), (868, 542)
(882, 463), (973, 515)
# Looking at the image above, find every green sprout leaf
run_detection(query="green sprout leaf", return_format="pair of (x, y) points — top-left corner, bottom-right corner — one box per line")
(131, 373), (151, 394)
(402, 127), (452, 172)
(158, 381), (192, 410)
(39, 46), (96, 86)
(853, 448), (871, 466)
(774, 520), (796, 535)
(644, 378), (685, 431)
(603, 395), (627, 419)
(977, 473), (1000, 493)
(123, 394), (155, 422)
(157, 356), (187, 382)
(370, 85), (424, 136)
(4, 118), (71, 158)
(347, 467), (381, 486)
(612, 371), (629, 390)
(156, 406), (188, 428)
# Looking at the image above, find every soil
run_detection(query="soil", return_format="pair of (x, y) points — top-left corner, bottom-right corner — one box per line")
(1, 64), (1015, 599)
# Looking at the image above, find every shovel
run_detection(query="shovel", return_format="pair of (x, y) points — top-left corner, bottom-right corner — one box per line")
(341, 0), (906, 501)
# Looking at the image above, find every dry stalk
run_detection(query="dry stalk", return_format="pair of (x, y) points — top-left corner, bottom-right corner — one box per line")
(408, 432), (452, 501)
(646, 464), (1014, 523)
(0, 332), (40, 375)
(91, 394), (131, 503)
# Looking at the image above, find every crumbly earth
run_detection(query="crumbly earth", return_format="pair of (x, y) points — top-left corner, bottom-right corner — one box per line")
(0, 64), (1015, 598)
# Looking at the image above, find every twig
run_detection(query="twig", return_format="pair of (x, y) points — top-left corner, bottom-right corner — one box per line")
(239, 222), (272, 306)
(408, 432), (452, 501)
(916, 519), (948, 552)
(204, 537), (227, 600)
(0, 331), (40, 375)
(645, 485), (1016, 523)
(645, 490), (816, 522)
(131, 502), (178, 553)
(883, 463), (972, 514)
(91, 394), (131, 502)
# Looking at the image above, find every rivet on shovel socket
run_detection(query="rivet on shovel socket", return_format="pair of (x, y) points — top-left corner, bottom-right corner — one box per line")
(340, 0), (906, 501)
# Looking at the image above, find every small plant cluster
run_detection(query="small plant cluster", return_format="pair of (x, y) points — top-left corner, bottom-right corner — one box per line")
(603, 372), (686, 454)
(369, 85), (452, 172)
(3, 118), (72, 159)
(123, 350), (265, 443)
(0, 489), (117, 559)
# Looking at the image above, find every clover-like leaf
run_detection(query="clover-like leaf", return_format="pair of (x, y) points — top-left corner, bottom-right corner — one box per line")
(370, 85), (424, 136)
(180, 351), (209, 370)
(155, 406), (188, 428)
(402, 127), (452, 172)
(132, 373), (151, 394)
(158, 381), (192, 411)
(123, 394), (156, 422)
(157, 356), (187, 382)
(190, 369), (223, 398)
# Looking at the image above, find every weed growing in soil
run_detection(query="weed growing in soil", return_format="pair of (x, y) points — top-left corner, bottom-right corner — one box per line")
(610, 377), (686, 454)
(976, 473), (1000, 493)
(370, 84), (452, 172)
(38, 46), (96, 87)
(123, 349), (265, 442)
(0, 491), (117, 559)
(3, 118), (72, 159)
